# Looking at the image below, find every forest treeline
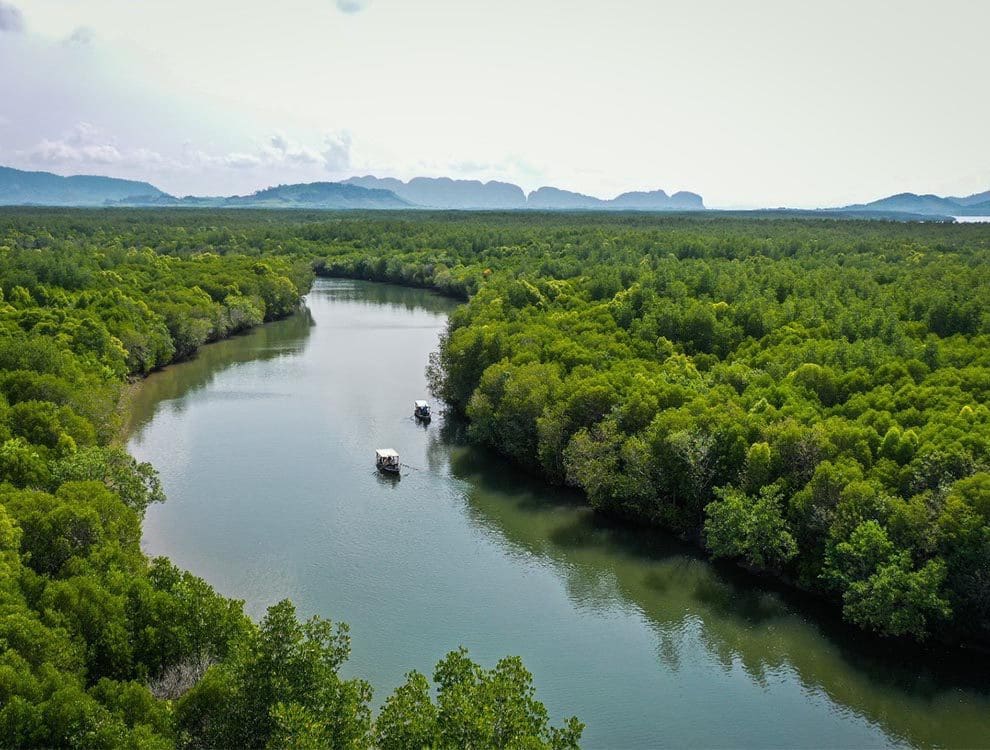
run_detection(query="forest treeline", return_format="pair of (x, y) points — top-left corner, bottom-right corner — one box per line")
(0, 204), (987, 744)
(303, 211), (990, 646)
(0, 209), (581, 749)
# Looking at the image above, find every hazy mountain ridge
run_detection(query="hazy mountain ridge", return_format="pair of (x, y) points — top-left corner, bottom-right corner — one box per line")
(344, 175), (527, 209)
(0, 167), (412, 209)
(0, 166), (704, 211)
(0, 166), (167, 206)
(949, 190), (990, 207)
(222, 182), (411, 209)
(527, 186), (605, 209)
(611, 189), (705, 210)
(347, 176), (705, 210)
(3, 164), (987, 217)
(842, 191), (990, 217)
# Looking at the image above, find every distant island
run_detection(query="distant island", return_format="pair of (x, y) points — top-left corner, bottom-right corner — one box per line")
(2, 165), (989, 218)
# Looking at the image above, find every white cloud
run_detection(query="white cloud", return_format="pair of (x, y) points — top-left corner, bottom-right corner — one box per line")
(222, 152), (262, 169)
(24, 125), (345, 175)
(27, 122), (122, 164)
(266, 132), (323, 166)
(22, 122), (177, 172)
(31, 139), (122, 164)
(167, 132), (350, 182)
(322, 132), (352, 172)
(0, 1), (24, 33)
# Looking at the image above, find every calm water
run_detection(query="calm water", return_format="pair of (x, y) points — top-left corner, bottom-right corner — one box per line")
(127, 279), (990, 749)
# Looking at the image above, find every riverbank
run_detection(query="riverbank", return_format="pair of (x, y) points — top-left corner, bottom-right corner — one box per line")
(113, 303), (307, 444)
(309, 223), (990, 651)
(128, 277), (990, 749)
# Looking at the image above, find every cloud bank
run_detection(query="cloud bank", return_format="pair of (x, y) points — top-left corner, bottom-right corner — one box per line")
(13, 121), (358, 196)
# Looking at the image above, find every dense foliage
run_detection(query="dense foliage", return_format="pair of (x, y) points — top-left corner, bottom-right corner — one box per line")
(306, 211), (990, 645)
(0, 209), (581, 749)
(1, 203), (987, 743)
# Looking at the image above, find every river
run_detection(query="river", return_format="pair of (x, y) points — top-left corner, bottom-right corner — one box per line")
(126, 278), (990, 749)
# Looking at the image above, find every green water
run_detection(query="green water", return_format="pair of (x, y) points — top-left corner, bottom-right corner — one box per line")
(127, 279), (990, 749)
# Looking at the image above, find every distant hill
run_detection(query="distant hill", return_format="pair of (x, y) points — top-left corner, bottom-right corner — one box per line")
(348, 175), (706, 211)
(6, 164), (988, 217)
(949, 190), (990, 207)
(527, 185), (705, 210)
(0, 164), (706, 212)
(344, 176), (526, 209)
(842, 190), (990, 217)
(0, 167), (413, 210)
(219, 182), (410, 209)
(611, 189), (705, 211)
(527, 186), (605, 209)
(0, 166), (167, 206)
(119, 183), (412, 209)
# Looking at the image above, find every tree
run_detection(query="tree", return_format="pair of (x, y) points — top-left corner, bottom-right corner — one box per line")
(842, 555), (951, 639)
(376, 648), (583, 750)
(52, 446), (165, 516)
(825, 520), (951, 639)
(177, 600), (372, 750)
(0, 437), (49, 487)
(704, 485), (798, 571)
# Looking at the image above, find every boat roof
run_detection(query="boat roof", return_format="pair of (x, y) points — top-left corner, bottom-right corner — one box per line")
(414, 400), (430, 407)
(376, 448), (399, 458)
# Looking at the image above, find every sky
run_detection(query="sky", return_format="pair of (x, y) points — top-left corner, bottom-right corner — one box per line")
(0, 0), (988, 207)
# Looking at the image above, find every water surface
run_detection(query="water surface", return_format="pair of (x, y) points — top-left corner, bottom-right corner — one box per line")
(128, 279), (990, 749)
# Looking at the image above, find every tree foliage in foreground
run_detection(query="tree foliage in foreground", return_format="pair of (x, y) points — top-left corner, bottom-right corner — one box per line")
(377, 648), (582, 750)
(0, 209), (580, 748)
(178, 602), (581, 750)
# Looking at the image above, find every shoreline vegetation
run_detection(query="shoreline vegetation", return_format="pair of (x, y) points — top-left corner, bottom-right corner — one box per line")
(0, 206), (988, 746)
(0, 209), (582, 749)
(304, 212), (990, 651)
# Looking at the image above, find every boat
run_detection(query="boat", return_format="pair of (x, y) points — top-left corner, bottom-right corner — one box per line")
(375, 448), (400, 474)
(414, 400), (432, 420)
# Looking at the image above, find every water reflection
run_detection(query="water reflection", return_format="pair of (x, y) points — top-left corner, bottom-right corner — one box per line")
(128, 279), (990, 750)
(123, 305), (315, 440)
(312, 276), (456, 316)
(439, 422), (990, 749)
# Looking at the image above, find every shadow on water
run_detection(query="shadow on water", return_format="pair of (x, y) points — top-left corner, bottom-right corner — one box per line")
(374, 471), (402, 489)
(433, 416), (990, 749)
(128, 280), (990, 749)
(313, 276), (457, 316)
(123, 304), (316, 441)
